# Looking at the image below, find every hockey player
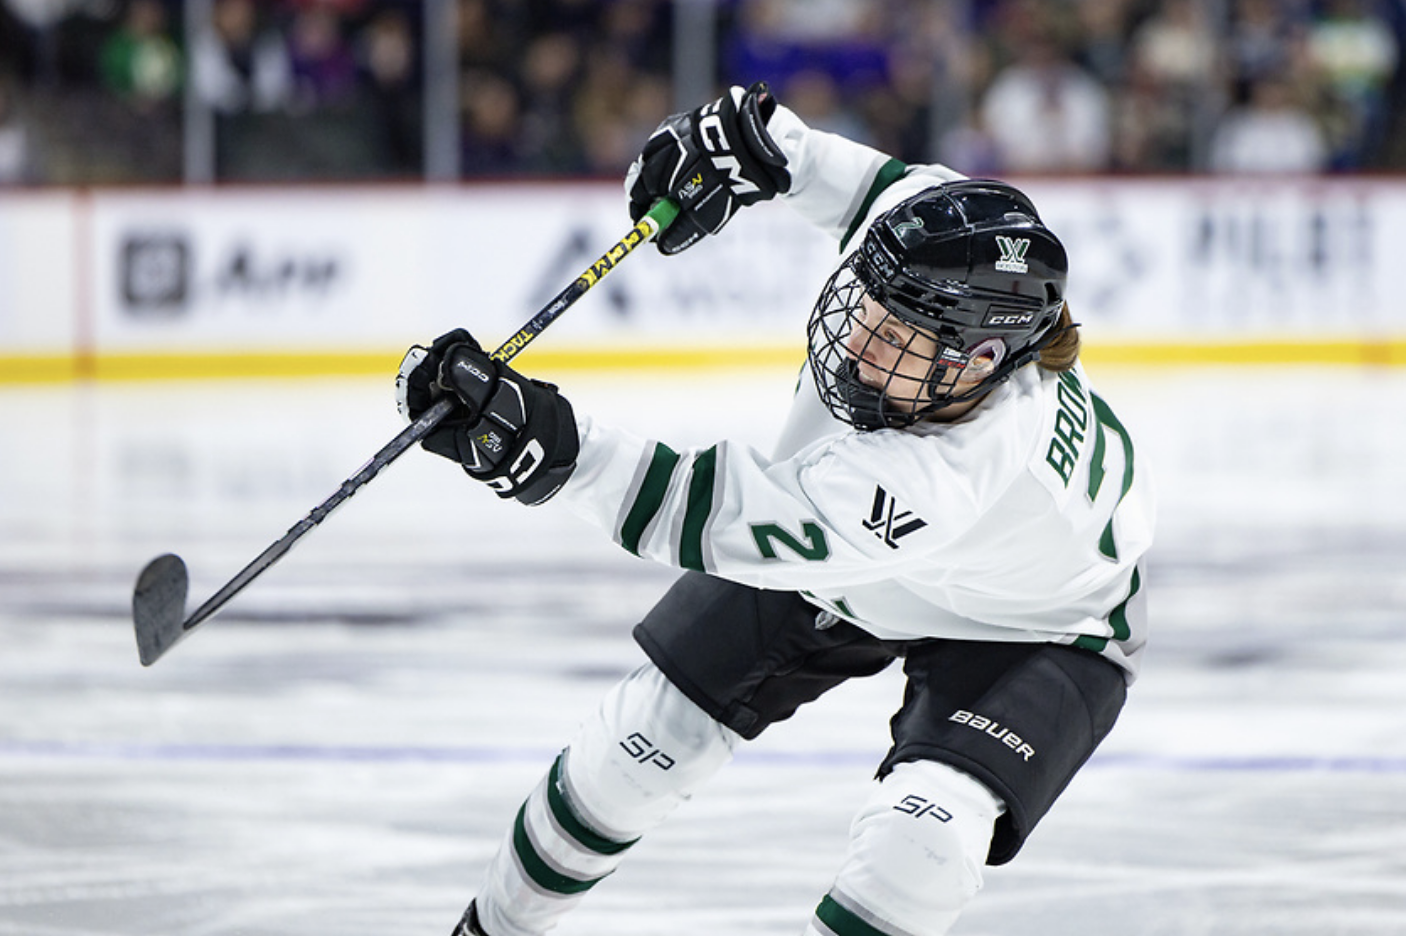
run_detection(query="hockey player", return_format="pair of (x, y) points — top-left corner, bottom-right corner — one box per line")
(397, 82), (1154, 936)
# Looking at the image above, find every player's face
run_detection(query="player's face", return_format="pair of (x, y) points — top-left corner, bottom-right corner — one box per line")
(843, 294), (952, 412)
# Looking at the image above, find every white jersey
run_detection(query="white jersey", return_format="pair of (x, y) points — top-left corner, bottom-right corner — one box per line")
(554, 105), (1155, 680)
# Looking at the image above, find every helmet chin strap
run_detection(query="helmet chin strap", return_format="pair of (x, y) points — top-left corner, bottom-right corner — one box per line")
(839, 338), (1011, 432)
(920, 325), (1070, 418)
(838, 360), (891, 432)
(919, 338), (1006, 412)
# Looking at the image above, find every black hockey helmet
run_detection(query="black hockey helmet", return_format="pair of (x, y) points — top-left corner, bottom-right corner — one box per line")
(807, 180), (1069, 429)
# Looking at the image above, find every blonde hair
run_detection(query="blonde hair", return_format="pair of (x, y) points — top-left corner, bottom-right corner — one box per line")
(1037, 302), (1080, 372)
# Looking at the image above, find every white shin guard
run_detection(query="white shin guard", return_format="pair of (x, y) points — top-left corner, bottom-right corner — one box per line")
(808, 761), (1005, 936)
(476, 664), (739, 936)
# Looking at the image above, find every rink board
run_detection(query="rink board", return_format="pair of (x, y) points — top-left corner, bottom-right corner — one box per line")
(3, 178), (1406, 381)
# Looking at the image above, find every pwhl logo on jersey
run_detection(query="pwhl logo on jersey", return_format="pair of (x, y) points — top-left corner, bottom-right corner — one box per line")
(864, 486), (927, 549)
(994, 235), (1030, 274)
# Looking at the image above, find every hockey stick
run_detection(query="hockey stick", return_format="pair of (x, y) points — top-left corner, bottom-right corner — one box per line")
(132, 199), (679, 666)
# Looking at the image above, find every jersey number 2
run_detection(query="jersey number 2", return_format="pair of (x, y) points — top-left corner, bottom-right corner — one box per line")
(751, 521), (830, 561)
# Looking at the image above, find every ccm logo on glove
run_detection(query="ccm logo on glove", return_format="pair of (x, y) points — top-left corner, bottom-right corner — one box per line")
(626, 81), (791, 255)
(396, 329), (580, 506)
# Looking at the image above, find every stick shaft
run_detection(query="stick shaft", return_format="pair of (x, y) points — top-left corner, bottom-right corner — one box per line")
(490, 203), (675, 365)
(172, 201), (677, 638)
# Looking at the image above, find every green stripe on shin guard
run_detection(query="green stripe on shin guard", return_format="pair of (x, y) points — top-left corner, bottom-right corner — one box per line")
(546, 755), (639, 856)
(815, 894), (896, 936)
(511, 803), (606, 896)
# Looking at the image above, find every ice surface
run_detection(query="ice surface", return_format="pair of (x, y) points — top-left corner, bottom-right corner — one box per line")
(2, 363), (1404, 935)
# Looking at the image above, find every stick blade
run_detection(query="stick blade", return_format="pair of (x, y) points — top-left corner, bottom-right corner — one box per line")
(133, 553), (189, 666)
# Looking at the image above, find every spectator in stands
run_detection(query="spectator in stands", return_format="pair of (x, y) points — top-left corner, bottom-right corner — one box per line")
(1121, 0), (1225, 170)
(597, 0), (671, 77)
(457, 0), (517, 75)
(1306, 0), (1399, 168)
(517, 31), (586, 173)
(99, 0), (181, 113)
(1113, 51), (1189, 171)
(572, 43), (650, 174)
(358, 4), (421, 174)
(569, 0), (672, 174)
(1, 1), (39, 83)
(724, 0), (889, 91)
(460, 68), (523, 175)
(0, 75), (34, 184)
(2, 0), (73, 85)
(1130, 0), (1222, 94)
(1073, 0), (1135, 87)
(937, 109), (1002, 177)
(191, 0), (294, 114)
(1225, 0), (1308, 96)
(4, 0), (1404, 183)
(779, 69), (871, 142)
(722, 0), (889, 144)
(1209, 71), (1329, 174)
(286, 1), (359, 111)
(854, 3), (961, 166)
(979, 27), (1111, 172)
(613, 71), (672, 165)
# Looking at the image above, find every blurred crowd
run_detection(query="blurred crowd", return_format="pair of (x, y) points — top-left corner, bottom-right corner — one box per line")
(0, 0), (1403, 185)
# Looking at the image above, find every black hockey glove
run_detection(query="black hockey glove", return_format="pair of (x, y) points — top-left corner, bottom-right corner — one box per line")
(396, 329), (579, 506)
(626, 81), (791, 255)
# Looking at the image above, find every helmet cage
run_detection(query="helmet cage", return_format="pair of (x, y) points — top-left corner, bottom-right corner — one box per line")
(808, 259), (1065, 431)
(806, 180), (1068, 430)
(807, 255), (975, 431)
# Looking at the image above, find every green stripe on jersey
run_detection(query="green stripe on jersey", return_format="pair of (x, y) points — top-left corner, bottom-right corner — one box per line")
(620, 443), (681, 555)
(1074, 565), (1142, 654)
(1109, 566), (1139, 642)
(510, 803), (605, 895)
(545, 755), (637, 856)
(814, 894), (894, 936)
(1088, 393), (1135, 562)
(679, 446), (719, 571)
(840, 158), (909, 252)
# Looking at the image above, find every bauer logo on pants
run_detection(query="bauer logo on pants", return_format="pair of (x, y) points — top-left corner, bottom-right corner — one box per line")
(949, 709), (1035, 761)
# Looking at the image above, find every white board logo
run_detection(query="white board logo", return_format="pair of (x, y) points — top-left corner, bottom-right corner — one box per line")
(995, 236), (1030, 274)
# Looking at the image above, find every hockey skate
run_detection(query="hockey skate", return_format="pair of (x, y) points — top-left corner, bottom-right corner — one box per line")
(449, 901), (488, 936)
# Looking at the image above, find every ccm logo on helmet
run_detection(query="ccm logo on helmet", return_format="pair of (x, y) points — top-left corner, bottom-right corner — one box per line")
(983, 310), (1036, 327)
